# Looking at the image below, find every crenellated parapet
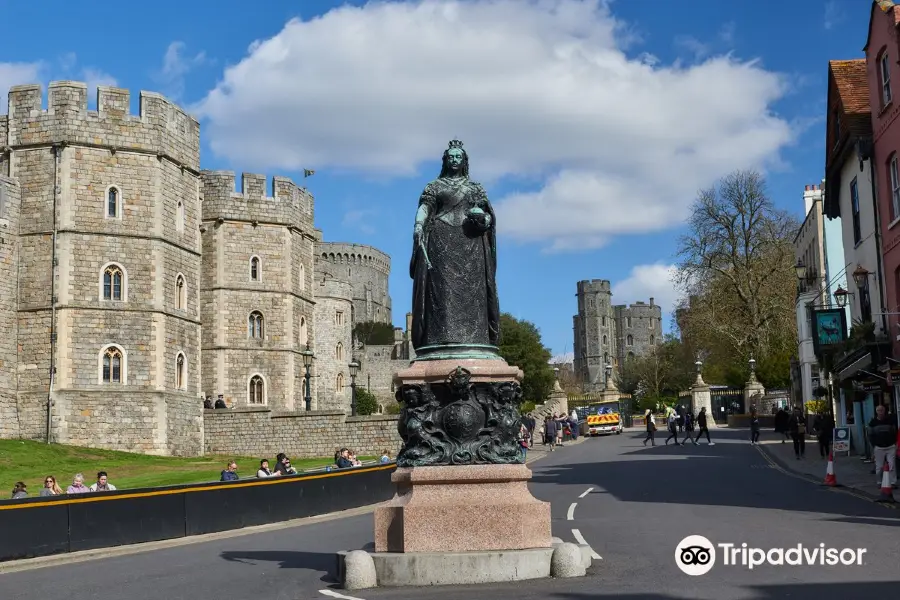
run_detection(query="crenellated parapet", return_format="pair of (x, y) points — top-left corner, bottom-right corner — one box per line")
(317, 241), (391, 277)
(200, 170), (314, 233)
(2, 81), (199, 170)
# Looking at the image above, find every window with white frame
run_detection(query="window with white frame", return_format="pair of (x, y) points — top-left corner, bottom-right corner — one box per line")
(102, 264), (125, 301)
(336, 372), (344, 392)
(335, 310), (344, 326)
(882, 51), (893, 106)
(891, 155), (900, 219)
(249, 375), (265, 404)
(100, 345), (125, 384)
(249, 311), (264, 339)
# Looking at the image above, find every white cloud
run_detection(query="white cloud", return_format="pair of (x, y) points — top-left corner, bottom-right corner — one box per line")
(81, 68), (118, 99)
(195, 0), (794, 251)
(823, 1), (843, 30)
(0, 62), (43, 112)
(611, 263), (679, 318)
(155, 41), (208, 99)
(551, 352), (574, 364)
(342, 208), (377, 234)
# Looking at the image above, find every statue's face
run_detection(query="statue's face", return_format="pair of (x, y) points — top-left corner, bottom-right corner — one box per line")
(446, 148), (464, 172)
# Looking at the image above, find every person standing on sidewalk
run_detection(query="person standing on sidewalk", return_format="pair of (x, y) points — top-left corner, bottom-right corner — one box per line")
(788, 406), (807, 459)
(868, 405), (898, 486)
(692, 407), (714, 445)
(813, 411), (835, 458)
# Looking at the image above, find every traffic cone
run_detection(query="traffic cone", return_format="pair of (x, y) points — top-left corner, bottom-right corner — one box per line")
(823, 453), (837, 486)
(878, 459), (896, 503)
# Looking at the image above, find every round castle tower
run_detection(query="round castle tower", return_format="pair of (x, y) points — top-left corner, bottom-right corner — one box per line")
(316, 242), (392, 325)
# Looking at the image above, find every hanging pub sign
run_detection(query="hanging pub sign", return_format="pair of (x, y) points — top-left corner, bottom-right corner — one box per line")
(811, 308), (849, 356)
(862, 381), (884, 392)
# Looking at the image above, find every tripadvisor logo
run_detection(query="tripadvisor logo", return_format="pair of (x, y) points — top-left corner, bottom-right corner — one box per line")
(675, 535), (867, 575)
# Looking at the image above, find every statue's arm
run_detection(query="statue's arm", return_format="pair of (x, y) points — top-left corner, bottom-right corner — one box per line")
(475, 183), (492, 227)
(415, 185), (436, 237)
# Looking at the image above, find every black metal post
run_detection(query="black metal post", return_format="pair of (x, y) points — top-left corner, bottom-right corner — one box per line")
(350, 374), (358, 416)
(304, 365), (312, 411)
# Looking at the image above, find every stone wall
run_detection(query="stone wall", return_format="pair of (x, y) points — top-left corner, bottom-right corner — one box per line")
(0, 176), (20, 438)
(613, 299), (662, 366)
(313, 278), (353, 411)
(316, 241), (391, 324)
(203, 408), (402, 459)
(573, 279), (616, 389)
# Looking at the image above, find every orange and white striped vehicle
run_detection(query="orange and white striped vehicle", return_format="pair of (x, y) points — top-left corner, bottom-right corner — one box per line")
(585, 401), (623, 436)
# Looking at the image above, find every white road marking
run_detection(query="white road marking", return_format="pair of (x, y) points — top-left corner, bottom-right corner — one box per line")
(567, 502), (577, 520)
(319, 590), (367, 600)
(571, 528), (602, 560)
(578, 487), (594, 498)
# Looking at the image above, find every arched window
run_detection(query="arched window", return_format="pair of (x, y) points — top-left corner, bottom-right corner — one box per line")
(176, 200), (185, 233)
(603, 352), (609, 364)
(336, 372), (344, 392)
(299, 263), (305, 291)
(250, 256), (260, 281)
(249, 311), (264, 338)
(299, 316), (308, 346)
(627, 351), (635, 361)
(99, 345), (126, 384)
(626, 335), (633, 346)
(176, 352), (186, 390)
(602, 335), (608, 345)
(102, 264), (125, 301)
(175, 274), (186, 310)
(650, 335), (655, 345)
(106, 186), (121, 219)
(249, 375), (265, 404)
(335, 342), (344, 361)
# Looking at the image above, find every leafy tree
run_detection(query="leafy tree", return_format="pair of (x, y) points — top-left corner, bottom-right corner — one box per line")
(353, 321), (396, 346)
(616, 357), (642, 396)
(498, 313), (555, 404)
(675, 170), (799, 387)
(354, 387), (379, 416)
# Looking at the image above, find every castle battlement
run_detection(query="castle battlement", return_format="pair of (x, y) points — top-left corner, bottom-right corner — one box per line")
(317, 241), (391, 276)
(576, 279), (611, 294)
(200, 170), (314, 232)
(2, 81), (199, 170)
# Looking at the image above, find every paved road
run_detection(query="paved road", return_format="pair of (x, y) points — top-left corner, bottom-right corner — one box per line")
(2, 428), (899, 600)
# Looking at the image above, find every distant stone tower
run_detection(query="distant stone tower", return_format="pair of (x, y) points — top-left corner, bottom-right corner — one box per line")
(573, 280), (617, 391)
(316, 242), (392, 325)
(614, 298), (663, 369)
(199, 171), (316, 410)
(313, 277), (353, 411)
(1, 81), (202, 455)
(0, 176), (20, 437)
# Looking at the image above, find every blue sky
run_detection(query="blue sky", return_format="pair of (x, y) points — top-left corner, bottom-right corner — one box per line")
(0, 0), (871, 360)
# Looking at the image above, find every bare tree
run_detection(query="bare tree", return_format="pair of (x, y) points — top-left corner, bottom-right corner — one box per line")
(675, 170), (798, 358)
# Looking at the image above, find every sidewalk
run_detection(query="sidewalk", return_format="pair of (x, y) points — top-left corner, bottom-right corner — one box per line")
(525, 431), (591, 464)
(756, 433), (892, 502)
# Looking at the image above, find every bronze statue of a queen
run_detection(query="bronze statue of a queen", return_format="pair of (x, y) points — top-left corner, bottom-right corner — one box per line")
(410, 139), (501, 360)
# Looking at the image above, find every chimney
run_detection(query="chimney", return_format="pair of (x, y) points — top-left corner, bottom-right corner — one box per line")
(803, 183), (823, 216)
(649, 297), (654, 306)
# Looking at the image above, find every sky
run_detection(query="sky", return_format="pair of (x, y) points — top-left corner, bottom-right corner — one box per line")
(0, 0), (872, 361)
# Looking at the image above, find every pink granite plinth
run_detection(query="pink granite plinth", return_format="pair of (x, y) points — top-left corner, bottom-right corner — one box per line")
(373, 464), (552, 553)
(393, 357), (524, 386)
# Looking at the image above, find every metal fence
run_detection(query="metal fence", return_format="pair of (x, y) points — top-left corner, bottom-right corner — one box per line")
(710, 387), (745, 422)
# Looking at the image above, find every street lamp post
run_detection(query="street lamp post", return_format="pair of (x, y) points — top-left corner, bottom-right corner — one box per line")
(301, 346), (315, 411)
(748, 354), (756, 374)
(794, 260), (808, 281)
(349, 356), (360, 416)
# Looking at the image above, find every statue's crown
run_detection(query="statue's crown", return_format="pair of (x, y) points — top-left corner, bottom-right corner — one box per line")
(448, 139), (464, 150)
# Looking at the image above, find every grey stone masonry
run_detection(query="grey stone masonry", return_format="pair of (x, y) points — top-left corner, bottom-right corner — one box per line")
(3, 81), (204, 455)
(0, 176), (20, 438)
(572, 279), (616, 391)
(316, 241), (392, 324)
(313, 278), (353, 412)
(614, 299), (662, 368)
(204, 408), (402, 459)
(199, 171), (317, 412)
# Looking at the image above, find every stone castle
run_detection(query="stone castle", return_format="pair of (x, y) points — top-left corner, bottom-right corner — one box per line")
(572, 279), (662, 391)
(0, 81), (411, 456)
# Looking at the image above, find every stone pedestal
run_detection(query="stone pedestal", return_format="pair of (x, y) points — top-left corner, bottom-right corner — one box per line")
(691, 375), (715, 427)
(374, 464), (551, 552)
(744, 375), (765, 411)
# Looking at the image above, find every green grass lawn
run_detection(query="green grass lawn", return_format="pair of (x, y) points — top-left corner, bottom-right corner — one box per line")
(0, 440), (373, 496)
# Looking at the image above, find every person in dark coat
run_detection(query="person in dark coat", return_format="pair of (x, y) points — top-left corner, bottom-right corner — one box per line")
(788, 407), (807, 459)
(774, 408), (790, 443)
(813, 412), (835, 458)
(545, 416), (558, 450)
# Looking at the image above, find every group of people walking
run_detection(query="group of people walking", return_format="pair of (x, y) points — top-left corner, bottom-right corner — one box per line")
(643, 405), (714, 446)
